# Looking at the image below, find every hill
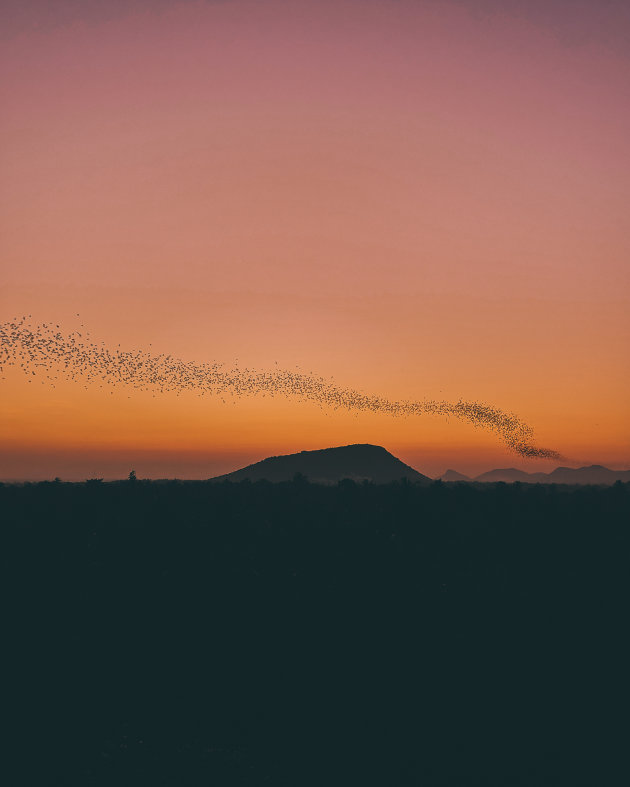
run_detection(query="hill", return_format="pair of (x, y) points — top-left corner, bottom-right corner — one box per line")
(472, 465), (630, 485)
(474, 467), (537, 483)
(211, 443), (431, 485)
(440, 469), (472, 482)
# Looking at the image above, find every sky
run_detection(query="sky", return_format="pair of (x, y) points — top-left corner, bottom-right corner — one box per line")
(1, 0), (629, 480)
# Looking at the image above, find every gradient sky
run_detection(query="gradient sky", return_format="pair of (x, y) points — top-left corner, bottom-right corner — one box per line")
(2, 0), (629, 480)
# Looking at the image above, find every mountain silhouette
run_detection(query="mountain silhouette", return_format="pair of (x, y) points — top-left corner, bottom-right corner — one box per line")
(474, 468), (534, 483)
(543, 465), (630, 485)
(211, 444), (431, 485)
(439, 469), (472, 482)
(210, 446), (628, 486)
(469, 465), (630, 485)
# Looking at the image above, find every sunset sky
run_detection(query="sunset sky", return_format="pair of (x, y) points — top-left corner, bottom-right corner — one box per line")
(1, 0), (629, 480)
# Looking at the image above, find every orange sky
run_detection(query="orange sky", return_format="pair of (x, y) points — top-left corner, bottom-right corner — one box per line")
(1, 0), (629, 480)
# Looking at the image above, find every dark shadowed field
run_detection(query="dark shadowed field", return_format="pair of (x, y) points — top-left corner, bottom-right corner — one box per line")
(3, 478), (629, 785)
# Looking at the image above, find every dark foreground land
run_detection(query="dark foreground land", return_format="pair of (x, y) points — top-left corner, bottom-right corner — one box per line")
(3, 478), (629, 786)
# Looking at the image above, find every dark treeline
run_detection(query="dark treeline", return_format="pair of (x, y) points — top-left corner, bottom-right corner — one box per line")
(3, 478), (629, 785)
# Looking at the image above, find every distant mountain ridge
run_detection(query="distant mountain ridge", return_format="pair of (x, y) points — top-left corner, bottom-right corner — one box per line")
(441, 465), (630, 485)
(211, 444), (431, 485)
(210, 445), (629, 486)
(440, 469), (472, 482)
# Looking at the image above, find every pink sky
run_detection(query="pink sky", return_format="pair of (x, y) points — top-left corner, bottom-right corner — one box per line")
(1, 0), (629, 479)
